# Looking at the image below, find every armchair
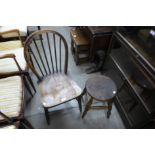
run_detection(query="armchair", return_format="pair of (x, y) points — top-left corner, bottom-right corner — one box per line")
(0, 31), (36, 96)
(0, 54), (33, 129)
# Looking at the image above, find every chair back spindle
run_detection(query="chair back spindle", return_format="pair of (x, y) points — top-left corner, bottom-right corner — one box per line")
(24, 30), (68, 81)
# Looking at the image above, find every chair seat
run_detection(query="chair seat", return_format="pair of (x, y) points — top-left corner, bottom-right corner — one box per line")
(0, 125), (17, 129)
(0, 47), (27, 73)
(39, 74), (82, 108)
(0, 40), (22, 51)
(0, 76), (23, 121)
(0, 26), (27, 38)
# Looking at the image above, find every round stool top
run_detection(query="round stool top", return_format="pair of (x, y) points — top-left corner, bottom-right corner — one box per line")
(86, 75), (117, 102)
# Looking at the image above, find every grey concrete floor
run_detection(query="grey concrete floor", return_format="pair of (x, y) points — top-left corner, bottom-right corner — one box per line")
(25, 26), (125, 129)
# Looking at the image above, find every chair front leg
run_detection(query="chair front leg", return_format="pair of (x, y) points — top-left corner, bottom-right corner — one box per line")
(44, 107), (50, 125)
(76, 96), (82, 113)
(107, 100), (113, 119)
(76, 88), (86, 113)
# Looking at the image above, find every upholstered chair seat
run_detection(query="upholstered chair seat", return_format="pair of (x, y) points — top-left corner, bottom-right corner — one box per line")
(0, 76), (23, 121)
(0, 40), (22, 51)
(0, 40), (36, 97)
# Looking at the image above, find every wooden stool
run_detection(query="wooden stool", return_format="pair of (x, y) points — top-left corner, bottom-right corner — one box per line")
(70, 28), (90, 65)
(82, 75), (117, 118)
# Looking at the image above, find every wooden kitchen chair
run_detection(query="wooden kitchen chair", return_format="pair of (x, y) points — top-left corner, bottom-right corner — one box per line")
(0, 31), (36, 96)
(24, 29), (83, 124)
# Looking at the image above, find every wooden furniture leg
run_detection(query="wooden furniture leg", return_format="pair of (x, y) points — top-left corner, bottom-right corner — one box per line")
(107, 100), (113, 118)
(44, 107), (50, 125)
(82, 97), (93, 118)
(76, 96), (82, 113)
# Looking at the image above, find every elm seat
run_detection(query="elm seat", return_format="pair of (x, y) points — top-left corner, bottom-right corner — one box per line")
(0, 26), (27, 38)
(0, 40), (22, 51)
(39, 74), (82, 108)
(0, 47), (27, 73)
(0, 76), (22, 121)
(0, 125), (17, 129)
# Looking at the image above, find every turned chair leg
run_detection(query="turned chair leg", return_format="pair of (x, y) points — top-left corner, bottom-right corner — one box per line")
(76, 88), (86, 113)
(76, 96), (82, 113)
(107, 100), (113, 118)
(82, 97), (93, 118)
(44, 107), (50, 125)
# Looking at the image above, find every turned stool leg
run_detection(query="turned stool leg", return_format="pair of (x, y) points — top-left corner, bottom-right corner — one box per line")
(107, 100), (113, 118)
(82, 97), (93, 118)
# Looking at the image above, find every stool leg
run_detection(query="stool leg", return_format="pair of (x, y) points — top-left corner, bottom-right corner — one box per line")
(82, 97), (93, 118)
(107, 100), (113, 118)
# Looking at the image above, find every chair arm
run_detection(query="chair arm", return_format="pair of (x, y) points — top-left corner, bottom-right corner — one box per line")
(0, 29), (19, 35)
(0, 53), (22, 71)
(0, 53), (15, 59)
(0, 29), (23, 46)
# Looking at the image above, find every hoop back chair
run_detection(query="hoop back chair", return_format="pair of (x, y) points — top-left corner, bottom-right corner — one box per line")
(24, 29), (83, 124)
(0, 30), (36, 97)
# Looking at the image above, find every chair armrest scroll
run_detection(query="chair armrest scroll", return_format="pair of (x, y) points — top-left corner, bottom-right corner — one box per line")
(0, 53), (16, 59)
(0, 53), (22, 71)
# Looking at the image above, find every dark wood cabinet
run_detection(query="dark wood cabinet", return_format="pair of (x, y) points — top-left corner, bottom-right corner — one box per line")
(84, 26), (113, 61)
(108, 28), (155, 128)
